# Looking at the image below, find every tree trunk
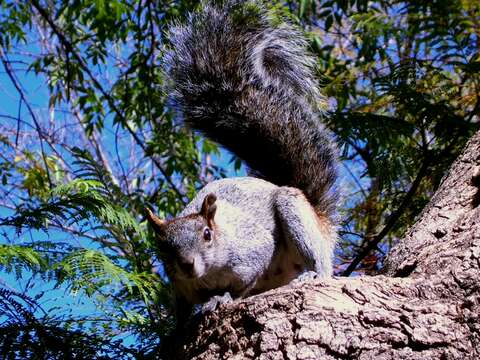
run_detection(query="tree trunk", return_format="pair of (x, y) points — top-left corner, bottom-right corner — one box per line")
(170, 131), (480, 360)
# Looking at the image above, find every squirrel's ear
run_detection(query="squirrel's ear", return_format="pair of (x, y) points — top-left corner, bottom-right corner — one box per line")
(145, 208), (166, 235)
(200, 193), (217, 227)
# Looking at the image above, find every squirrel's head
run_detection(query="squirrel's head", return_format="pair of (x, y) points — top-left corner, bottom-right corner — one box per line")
(146, 193), (218, 280)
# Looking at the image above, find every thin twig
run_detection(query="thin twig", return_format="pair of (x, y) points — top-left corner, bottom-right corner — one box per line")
(115, 123), (131, 195)
(0, 48), (53, 188)
(15, 98), (22, 146)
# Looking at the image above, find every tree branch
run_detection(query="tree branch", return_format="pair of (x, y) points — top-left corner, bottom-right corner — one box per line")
(342, 155), (431, 276)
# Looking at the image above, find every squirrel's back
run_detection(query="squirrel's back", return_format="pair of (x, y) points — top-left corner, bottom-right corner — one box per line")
(167, 0), (338, 216)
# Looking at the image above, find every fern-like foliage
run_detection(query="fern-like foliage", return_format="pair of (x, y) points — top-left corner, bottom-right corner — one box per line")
(2, 178), (142, 235)
(0, 287), (137, 359)
(0, 147), (168, 348)
(56, 249), (158, 304)
(0, 244), (48, 277)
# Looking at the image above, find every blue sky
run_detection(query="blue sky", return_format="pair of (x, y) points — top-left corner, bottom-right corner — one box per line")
(0, 41), (137, 345)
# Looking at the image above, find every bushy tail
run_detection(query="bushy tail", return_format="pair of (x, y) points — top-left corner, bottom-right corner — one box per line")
(166, 0), (338, 216)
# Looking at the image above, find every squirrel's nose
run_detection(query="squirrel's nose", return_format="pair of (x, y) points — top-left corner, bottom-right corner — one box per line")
(178, 257), (195, 276)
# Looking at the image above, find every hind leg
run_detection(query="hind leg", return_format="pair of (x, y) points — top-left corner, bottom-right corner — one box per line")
(274, 187), (336, 277)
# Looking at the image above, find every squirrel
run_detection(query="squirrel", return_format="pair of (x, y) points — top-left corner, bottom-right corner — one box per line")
(146, 0), (338, 326)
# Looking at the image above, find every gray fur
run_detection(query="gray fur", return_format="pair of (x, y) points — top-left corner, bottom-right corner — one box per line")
(149, 1), (339, 325)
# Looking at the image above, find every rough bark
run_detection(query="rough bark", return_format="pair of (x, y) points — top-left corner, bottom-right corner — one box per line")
(171, 131), (480, 360)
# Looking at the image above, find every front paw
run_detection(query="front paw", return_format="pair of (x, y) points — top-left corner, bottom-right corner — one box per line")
(201, 292), (233, 314)
(291, 270), (319, 285)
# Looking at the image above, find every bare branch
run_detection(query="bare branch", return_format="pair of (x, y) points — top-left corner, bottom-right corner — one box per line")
(0, 48), (53, 188)
(342, 155), (431, 276)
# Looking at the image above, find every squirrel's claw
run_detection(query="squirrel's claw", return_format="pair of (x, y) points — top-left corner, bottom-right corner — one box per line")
(201, 292), (233, 314)
(291, 270), (320, 285)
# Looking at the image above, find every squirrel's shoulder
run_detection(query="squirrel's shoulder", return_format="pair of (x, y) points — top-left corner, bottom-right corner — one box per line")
(180, 177), (278, 217)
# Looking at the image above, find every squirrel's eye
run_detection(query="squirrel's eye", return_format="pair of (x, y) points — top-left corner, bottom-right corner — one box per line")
(203, 228), (212, 241)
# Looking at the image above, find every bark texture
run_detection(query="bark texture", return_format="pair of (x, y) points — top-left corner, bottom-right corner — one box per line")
(171, 131), (480, 360)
